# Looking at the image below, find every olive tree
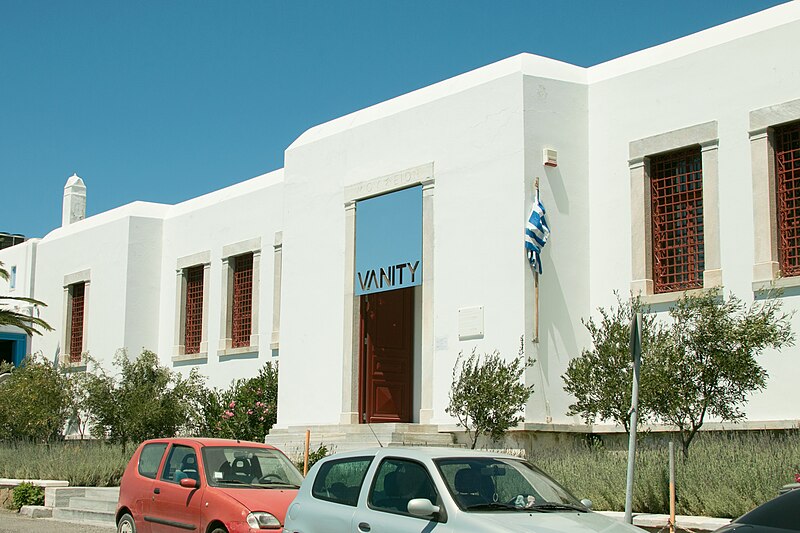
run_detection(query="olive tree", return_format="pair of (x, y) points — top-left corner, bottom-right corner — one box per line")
(446, 338), (534, 449)
(651, 289), (794, 458)
(84, 349), (206, 451)
(562, 293), (668, 432)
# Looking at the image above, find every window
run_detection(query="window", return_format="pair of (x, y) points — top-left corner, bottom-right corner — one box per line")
(62, 270), (90, 366)
(629, 121), (721, 301)
(184, 265), (204, 354)
(219, 238), (261, 355)
(369, 458), (438, 516)
(9, 266), (16, 290)
(138, 443), (168, 479)
(161, 444), (199, 484)
(232, 253), (254, 348)
(311, 457), (373, 506)
(775, 121), (800, 277)
(69, 282), (86, 363)
(650, 147), (705, 293)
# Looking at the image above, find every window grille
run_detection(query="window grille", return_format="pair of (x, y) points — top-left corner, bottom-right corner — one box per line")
(776, 121), (800, 277)
(70, 282), (85, 363)
(232, 253), (253, 348)
(650, 147), (705, 293)
(184, 266), (204, 354)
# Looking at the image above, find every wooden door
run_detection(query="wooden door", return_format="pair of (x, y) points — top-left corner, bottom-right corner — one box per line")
(360, 288), (414, 423)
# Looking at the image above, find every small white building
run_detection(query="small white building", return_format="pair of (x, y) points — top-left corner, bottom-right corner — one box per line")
(2, 3), (800, 450)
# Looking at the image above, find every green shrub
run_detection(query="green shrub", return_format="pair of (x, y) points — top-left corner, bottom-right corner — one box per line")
(528, 430), (800, 518)
(0, 441), (130, 487)
(447, 338), (534, 449)
(199, 362), (278, 442)
(83, 350), (206, 451)
(0, 355), (70, 442)
(294, 444), (330, 473)
(11, 482), (44, 509)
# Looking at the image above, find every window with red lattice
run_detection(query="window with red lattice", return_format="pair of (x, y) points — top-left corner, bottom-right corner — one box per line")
(776, 121), (800, 277)
(183, 265), (204, 354)
(69, 282), (85, 363)
(650, 147), (705, 294)
(232, 253), (254, 348)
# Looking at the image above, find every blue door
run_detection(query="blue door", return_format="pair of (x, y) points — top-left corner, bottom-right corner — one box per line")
(0, 332), (27, 368)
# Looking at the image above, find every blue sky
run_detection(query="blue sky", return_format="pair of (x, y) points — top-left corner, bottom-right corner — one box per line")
(0, 0), (787, 238)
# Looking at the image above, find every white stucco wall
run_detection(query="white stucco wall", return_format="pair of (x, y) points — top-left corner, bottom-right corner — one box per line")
(587, 9), (800, 422)
(157, 170), (284, 388)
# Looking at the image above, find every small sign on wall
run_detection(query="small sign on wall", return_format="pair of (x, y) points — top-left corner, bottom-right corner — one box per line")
(458, 306), (484, 340)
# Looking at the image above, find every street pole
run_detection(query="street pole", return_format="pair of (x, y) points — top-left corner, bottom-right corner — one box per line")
(624, 312), (642, 524)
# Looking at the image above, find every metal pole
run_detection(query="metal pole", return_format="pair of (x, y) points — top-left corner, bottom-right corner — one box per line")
(303, 429), (311, 476)
(669, 441), (676, 533)
(624, 312), (642, 524)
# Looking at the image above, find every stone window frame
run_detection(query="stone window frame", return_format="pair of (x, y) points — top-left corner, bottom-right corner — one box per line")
(61, 269), (91, 369)
(172, 251), (211, 363)
(340, 162), (435, 426)
(749, 98), (800, 291)
(218, 237), (261, 357)
(270, 231), (283, 352)
(629, 121), (722, 304)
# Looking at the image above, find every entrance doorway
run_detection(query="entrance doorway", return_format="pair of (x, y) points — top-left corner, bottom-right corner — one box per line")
(359, 287), (414, 424)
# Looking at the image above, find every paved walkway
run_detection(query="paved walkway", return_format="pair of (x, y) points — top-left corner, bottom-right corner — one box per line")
(0, 510), (113, 532)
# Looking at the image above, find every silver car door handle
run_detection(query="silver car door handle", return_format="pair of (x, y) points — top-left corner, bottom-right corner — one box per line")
(358, 522), (371, 532)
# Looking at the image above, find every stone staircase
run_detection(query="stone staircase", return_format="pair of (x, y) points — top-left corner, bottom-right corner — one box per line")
(46, 486), (119, 528)
(265, 423), (463, 458)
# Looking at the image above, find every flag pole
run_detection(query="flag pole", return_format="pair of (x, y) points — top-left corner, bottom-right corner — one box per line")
(534, 177), (540, 342)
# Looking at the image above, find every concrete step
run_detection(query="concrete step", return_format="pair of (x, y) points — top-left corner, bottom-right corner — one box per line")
(83, 487), (120, 501)
(69, 496), (117, 512)
(52, 506), (116, 526)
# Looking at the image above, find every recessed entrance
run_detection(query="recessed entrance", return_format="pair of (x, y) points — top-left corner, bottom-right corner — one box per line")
(359, 287), (414, 423)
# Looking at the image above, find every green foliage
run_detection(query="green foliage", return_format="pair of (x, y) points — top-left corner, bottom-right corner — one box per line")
(446, 338), (534, 449)
(531, 431), (800, 518)
(199, 362), (278, 442)
(11, 482), (44, 509)
(0, 355), (71, 442)
(650, 289), (794, 457)
(562, 293), (668, 432)
(294, 444), (331, 473)
(83, 349), (206, 450)
(564, 289), (794, 457)
(0, 360), (13, 374)
(0, 441), (129, 486)
(0, 261), (53, 336)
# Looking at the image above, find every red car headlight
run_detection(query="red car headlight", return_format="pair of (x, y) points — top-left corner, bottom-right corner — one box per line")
(245, 511), (281, 529)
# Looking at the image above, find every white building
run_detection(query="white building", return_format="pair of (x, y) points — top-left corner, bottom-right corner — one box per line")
(2, 3), (800, 449)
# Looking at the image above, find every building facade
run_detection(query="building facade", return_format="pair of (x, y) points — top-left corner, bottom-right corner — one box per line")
(2, 4), (800, 449)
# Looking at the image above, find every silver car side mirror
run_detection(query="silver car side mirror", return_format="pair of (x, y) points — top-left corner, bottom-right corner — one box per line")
(580, 499), (593, 510)
(408, 498), (440, 518)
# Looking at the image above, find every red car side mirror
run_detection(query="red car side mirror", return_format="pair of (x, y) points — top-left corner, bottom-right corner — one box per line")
(179, 478), (198, 489)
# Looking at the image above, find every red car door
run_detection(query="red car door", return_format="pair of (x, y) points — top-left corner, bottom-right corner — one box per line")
(147, 443), (205, 532)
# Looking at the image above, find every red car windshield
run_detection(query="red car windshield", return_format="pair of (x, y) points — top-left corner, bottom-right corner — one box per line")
(201, 446), (304, 488)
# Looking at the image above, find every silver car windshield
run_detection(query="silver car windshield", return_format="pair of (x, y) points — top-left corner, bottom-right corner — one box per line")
(434, 457), (586, 512)
(202, 446), (304, 488)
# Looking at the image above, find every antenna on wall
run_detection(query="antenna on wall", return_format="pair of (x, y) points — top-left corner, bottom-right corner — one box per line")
(362, 413), (384, 447)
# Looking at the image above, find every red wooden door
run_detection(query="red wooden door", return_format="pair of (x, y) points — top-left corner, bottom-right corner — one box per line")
(360, 288), (414, 423)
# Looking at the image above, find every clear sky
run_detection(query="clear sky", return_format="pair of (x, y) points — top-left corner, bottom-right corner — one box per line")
(0, 0), (788, 239)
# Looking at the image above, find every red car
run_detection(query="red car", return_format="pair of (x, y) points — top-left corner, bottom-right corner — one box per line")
(116, 437), (304, 533)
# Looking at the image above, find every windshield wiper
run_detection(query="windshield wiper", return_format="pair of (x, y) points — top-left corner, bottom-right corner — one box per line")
(217, 479), (250, 485)
(465, 502), (530, 512)
(529, 502), (588, 512)
(259, 482), (301, 489)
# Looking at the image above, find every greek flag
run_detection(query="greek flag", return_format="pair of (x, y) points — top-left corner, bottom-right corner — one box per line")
(525, 190), (550, 274)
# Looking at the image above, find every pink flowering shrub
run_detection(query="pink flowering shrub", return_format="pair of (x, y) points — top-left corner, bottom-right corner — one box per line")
(199, 362), (278, 442)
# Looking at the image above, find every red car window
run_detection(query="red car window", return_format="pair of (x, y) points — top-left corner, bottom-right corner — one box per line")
(138, 443), (168, 479)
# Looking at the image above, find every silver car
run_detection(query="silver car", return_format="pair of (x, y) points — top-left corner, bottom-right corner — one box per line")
(284, 447), (644, 533)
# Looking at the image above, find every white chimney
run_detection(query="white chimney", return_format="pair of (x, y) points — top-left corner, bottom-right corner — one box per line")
(62, 173), (86, 226)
